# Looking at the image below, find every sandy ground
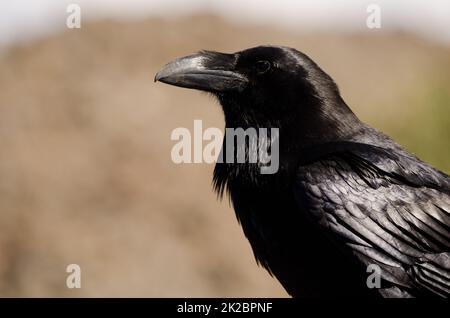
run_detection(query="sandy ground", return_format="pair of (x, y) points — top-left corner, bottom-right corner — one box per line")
(0, 15), (449, 297)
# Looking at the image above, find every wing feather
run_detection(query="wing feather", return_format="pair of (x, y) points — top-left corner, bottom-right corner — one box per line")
(295, 143), (450, 297)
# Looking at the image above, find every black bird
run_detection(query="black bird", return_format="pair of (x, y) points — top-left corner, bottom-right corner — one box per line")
(155, 46), (450, 298)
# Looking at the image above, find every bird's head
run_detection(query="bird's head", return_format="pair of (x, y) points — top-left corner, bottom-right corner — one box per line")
(155, 45), (361, 145)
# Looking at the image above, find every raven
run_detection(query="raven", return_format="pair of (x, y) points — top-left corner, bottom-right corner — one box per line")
(155, 46), (450, 298)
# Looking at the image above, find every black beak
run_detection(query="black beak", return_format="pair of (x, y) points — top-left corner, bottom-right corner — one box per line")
(155, 51), (247, 92)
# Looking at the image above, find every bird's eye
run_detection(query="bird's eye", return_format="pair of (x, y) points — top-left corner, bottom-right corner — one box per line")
(255, 60), (271, 74)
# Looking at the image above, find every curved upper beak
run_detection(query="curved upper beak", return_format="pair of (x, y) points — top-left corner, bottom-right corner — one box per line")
(155, 51), (247, 92)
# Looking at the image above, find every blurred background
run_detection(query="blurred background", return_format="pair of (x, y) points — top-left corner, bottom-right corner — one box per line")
(0, 0), (449, 297)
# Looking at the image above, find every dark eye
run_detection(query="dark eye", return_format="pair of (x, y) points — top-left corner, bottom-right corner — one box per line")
(255, 60), (271, 74)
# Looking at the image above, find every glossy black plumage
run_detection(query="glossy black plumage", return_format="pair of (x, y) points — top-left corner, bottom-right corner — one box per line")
(155, 45), (450, 297)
